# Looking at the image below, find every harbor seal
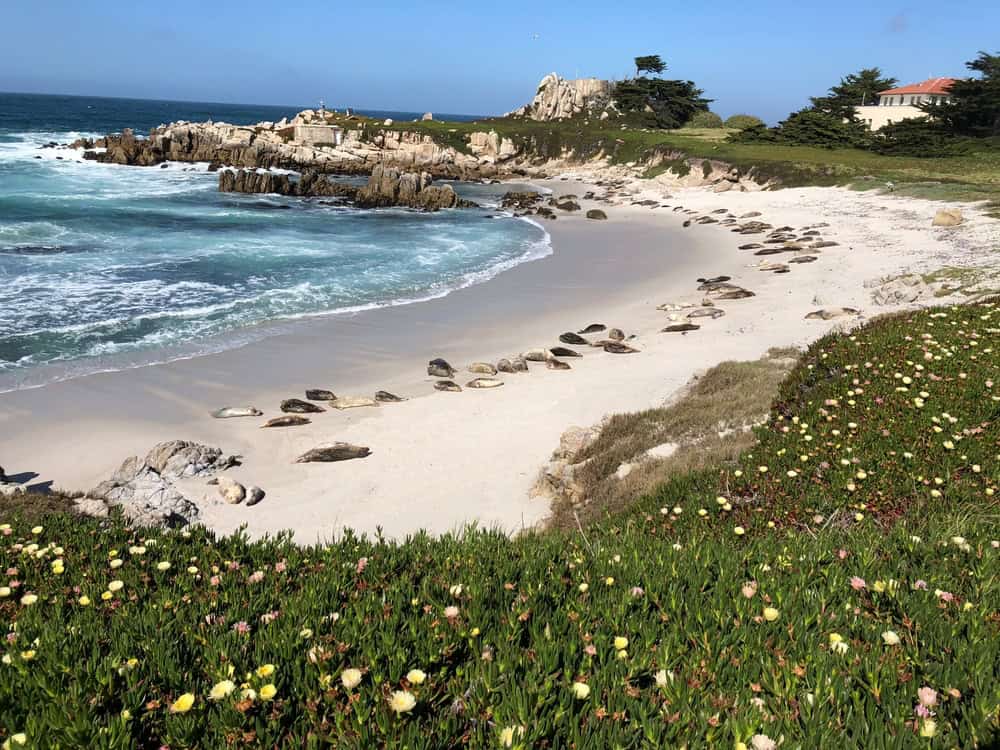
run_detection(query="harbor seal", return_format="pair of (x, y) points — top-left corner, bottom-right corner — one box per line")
(211, 407), (263, 419)
(549, 346), (582, 358)
(547, 359), (571, 370)
(805, 307), (859, 320)
(603, 342), (639, 354)
(305, 389), (337, 401)
(375, 390), (405, 402)
(608, 328), (625, 341)
(434, 380), (462, 392)
(428, 358), (456, 378)
(577, 324), (606, 334)
(789, 255), (818, 264)
(467, 378), (504, 388)
(294, 443), (371, 463)
(496, 358), (515, 373)
(738, 244), (763, 250)
(468, 362), (498, 375)
(512, 355), (529, 372)
(523, 349), (551, 362)
(559, 332), (589, 345)
(696, 275), (731, 284)
(662, 323), (700, 333)
(716, 289), (755, 299)
(281, 399), (324, 414)
(687, 308), (725, 319)
(332, 397), (378, 410)
(261, 415), (311, 428)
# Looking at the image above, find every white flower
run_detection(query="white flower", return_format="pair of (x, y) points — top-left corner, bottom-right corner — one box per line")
(340, 668), (362, 689)
(406, 669), (427, 685)
(570, 682), (590, 700)
(881, 630), (901, 646)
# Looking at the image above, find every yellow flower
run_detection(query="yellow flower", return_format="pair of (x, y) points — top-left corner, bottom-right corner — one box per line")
(919, 718), (937, 738)
(613, 636), (628, 650)
(19, 594), (38, 606)
(78, 595), (91, 606)
(499, 726), (522, 748)
(570, 682), (590, 700)
(873, 580), (886, 593)
(763, 607), (780, 622)
(101, 591), (113, 601)
(734, 526), (746, 536)
(3, 733), (27, 748)
(470, 627), (480, 637)
(20, 650), (36, 661)
(829, 633), (844, 644)
(30, 526), (43, 535)
(156, 561), (171, 571)
(169, 693), (195, 713)
(110, 559), (123, 569)
(341, 668), (362, 689)
(0, 587), (10, 598)
(50, 560), (64, 574)
(406, 669), (427, 685)
(121, 709), (131, 720)
(255, 664), (276, 678)
(108, 580), (124, 592)
(577, 583), (589, 593)
(259, 683), (277, 701)
(208, 680), (236, 700)
(389, 689), (416, 713)
(604, 577), (614, 586)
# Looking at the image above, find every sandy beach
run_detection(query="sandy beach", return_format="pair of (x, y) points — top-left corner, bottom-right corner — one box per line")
(1, 177), (996, 542)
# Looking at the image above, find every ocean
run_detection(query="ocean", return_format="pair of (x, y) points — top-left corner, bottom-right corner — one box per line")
(0, 93), (549, 391)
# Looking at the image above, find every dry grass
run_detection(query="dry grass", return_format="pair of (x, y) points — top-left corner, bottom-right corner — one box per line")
(0, 489), (82, 524)
(547, 349), (798, 529)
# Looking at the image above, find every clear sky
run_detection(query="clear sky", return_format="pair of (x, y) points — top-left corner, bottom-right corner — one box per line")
(2, 0), (996, 122)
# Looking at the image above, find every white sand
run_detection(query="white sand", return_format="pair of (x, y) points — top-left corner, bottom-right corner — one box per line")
(1, 179), (996, 542)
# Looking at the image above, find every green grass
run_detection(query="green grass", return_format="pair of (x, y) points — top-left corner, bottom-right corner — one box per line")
(1, 303), (998, 748)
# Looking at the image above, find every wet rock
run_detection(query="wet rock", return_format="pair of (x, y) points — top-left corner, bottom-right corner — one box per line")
(245, 486), (266, 506)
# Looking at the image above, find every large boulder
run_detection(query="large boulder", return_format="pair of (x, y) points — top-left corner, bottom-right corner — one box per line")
(91, 441), (237, 527)
(507, 73), (613, 121)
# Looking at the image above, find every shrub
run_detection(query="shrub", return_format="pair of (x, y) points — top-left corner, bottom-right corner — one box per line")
(724, 114), (765, 130)
(685, 111), (724, 129)
(870, 117), (973, 157)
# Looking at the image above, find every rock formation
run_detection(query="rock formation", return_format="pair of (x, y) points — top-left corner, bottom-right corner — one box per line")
(506, 73), (614, 121)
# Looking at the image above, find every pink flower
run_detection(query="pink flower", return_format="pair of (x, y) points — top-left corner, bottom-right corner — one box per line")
(5, 568), (17, 576)
(444, 605), (460, 619)
(741, 582), (758, 599)
(913, 579), (928, 590)
(247, 570), (264, 584)
(209, 575), (221, 586)
(356, 557), (368, 575)
(584, 644), (597, 656)
(232, 621), (250, 634)
(6, 633), (17, 643)
(938, 591), (954, 603)
(837, 549), (849, 560)
(274, 560), (287, 573)
(917, 686), (937, 713)
(630, 586), (645, 597)
(850, 577), (867, 590)
(260, 610), (280, 624)
(227, 561), (240, 571)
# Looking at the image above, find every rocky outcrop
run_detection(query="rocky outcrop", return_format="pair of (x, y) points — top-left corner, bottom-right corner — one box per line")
(89, 440), (238, 527)
(507, 73), (614, 121)
(867, 274), (934, 305)
(219, 165), (474, 211)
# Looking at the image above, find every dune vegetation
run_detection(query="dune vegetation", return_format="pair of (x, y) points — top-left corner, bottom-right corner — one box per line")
(0, 301), (998, 748)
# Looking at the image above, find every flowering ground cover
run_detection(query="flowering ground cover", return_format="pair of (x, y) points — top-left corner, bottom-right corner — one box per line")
(0, 302), (997, 748)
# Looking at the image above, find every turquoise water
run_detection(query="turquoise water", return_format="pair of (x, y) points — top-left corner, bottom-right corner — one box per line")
(0, 94), (548, 390)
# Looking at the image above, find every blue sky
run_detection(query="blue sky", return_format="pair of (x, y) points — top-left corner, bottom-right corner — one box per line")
(2, 0), (996, 122)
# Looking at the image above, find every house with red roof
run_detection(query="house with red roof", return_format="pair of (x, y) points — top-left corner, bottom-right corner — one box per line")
(855, 77), (957, 130)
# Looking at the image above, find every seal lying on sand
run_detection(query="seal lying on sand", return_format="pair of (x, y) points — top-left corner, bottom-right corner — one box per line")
(608, 328), (625, 341)
(305, 389), (336, 401)
(523, 349), (551, 362)
(577, 324), (605, 334)
(687, 308), (725, 319)
(496, 358), (515, 373)
(211, 407), (263, 419)
(549, 346), (581, 358)
(603, 342), (639, 354)
(559, 332), (589, 345)
(281, 399), (324, 414)
(662, 323), (700, 333)
(332, 397), (378, 410)
(697, 275), (731, 284)
(294, 442), (371, 463)
(715, 289), (756, 300)
(547, 359), (571, 370)
(467, 378), (504, 388)
(375, 390), (405, 402)
(262, 415), (311, 428)
(428, 358), (456, 377)
(468, 362), (498, 375)
(805, 307), (860, 320)
(434, 380), (462, 392)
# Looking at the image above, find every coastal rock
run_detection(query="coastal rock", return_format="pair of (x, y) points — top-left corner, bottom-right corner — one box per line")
(500, 191), (543, 210)
(91, 440), (237, 527)
(211, 406), (263, 419)
(506, 73), (613, 121)
(294, 443), (371, 463)
(932, 208), (964, 227)
(281, 398), (325, 414)
(217, 475), (246, 504)
(355, 164), (474, 211)
(585, 209), (607, 220)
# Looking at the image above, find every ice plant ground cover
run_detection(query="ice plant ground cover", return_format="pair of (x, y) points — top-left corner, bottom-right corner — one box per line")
(0, 303), (998, 748)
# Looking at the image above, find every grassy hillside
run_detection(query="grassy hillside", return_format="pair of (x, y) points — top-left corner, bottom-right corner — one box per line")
(1, 302), (998, 748)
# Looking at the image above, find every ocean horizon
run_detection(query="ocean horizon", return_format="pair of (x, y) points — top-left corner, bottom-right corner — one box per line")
(0, 93), (548, 391)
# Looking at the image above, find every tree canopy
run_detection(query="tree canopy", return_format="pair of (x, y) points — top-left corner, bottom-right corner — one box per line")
(612, 77), (711, 129)
(810, 68), (897, 120)
(925, 51), (1000, 137)
(634, 55), (666, 77)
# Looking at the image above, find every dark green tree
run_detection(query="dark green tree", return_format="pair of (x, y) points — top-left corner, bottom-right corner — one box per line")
(925, 51), (1000, 136)
(612, 77), (711, 128)
(870, 117), (970, 157)
(634, 55), (667, 77)
(810, 68), (898, 120)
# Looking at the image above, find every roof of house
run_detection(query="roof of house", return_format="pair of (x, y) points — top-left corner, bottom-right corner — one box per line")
(879, 77), (957, 96)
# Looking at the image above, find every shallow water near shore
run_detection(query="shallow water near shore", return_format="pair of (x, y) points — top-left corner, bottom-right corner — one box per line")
(0, 93), (547, 390)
